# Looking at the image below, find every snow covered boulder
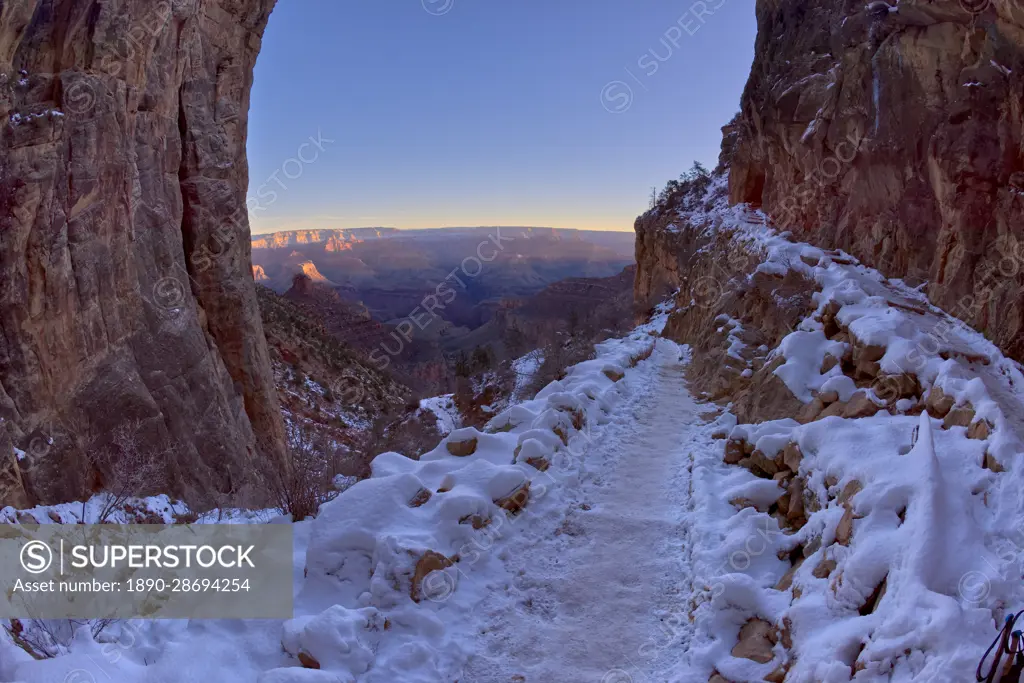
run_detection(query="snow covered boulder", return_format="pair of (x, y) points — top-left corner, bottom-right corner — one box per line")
(494, 479), (531, 515)
(731, 618), (778, 664)
(410, 551), (455, 603)
(602, 366), (625, 382)
(282, 605), (383, 675)
(445, 428), (480, 456)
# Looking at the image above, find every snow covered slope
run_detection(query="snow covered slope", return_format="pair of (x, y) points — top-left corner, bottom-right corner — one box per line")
(1, 313), (670, 682)
(646, 177), (1024, 682)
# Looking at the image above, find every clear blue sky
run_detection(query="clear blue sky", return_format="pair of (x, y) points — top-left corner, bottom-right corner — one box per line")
(247, 0), (756, 233)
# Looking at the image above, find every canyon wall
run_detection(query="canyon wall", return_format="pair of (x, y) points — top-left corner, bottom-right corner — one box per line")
(0, 0), (283, 506)
(726, 0), (1024, 360)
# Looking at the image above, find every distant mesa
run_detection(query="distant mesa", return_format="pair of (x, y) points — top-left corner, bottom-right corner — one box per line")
(251, 228), (396, 250)
(295, 261), (337, 286)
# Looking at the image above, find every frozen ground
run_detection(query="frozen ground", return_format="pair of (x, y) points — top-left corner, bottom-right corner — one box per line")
(461, 344), (700, 682)
(7, 183), (1024, 680)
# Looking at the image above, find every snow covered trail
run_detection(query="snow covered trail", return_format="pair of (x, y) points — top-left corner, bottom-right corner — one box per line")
(461, 344), (703, 682)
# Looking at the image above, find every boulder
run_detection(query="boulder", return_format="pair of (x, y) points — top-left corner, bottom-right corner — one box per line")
(926, 387), (955, 418)
(747, 450), (780, 476)
(813, 557), (837, 579)
(411, 551), (455, 603)
(446, 432), (479, 457)
(836, 504), (855, 545)
(782, 443), (803, 472)
(731, 618), (777, 664)
(943, 406), (976, 430)
(818, 390), (840, 405)
(724, 439), (747, 465)
(495, 480), (531, 515)
(843, 393), (881, 419)
(984, 452), (1005, 473)
(796, 398), (826, 424)
(968, 420), (992, 440)
(408, 488), (432, 508)
(786, 478), (805, 523)
(775, 556), (804, 591)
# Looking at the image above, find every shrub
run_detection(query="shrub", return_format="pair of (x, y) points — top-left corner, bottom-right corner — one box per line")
(653, 161), (712, 213)
(259, 422), (345, 522)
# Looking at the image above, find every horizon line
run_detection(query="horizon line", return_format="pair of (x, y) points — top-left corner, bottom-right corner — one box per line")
(250, 225), (637, 235)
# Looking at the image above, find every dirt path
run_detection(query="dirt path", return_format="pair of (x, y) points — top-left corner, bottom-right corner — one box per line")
(462, 345), (701, 682)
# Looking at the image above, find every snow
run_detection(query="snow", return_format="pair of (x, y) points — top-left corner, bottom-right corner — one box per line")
(4, 311), (672, 682)
(7, 176), (1024, 680)
(460, 342), (699, 681)
(417, 394), (459, 436)
(510, 349), (544, 402)
(650, 173), (1024, 680)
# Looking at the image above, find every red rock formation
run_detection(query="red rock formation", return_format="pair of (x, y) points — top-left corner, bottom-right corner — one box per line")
(726, 0), (1024, 361)
(0, 0), (285, 505)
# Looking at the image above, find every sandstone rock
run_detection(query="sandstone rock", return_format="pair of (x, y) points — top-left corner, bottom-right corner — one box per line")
(820, 354), (841, 374)
(860, 575), (888, 616)
(408, 488), (432, 508)
(838, 480), (863, 505)
(782, 443), (803, 472)
(779, 617), (794, 650)
(745, 450), (779, 477)
(0, 428), (28, 509)
(724, 439), (746, 465)
(873, 373), (920, 405)
(709, 674), (733, 683)
(855, 343), (887, 365)
(730, 497), (765, 512)
(726, 0), (1024, 364)
(297, 652), (320, 669)
(984, 452), (1005, 473)
(603, 369), (625, 382)
(765, 664), (789, 683)
(926, 387), (956, 419)
(967, 419), (992, 440)
(804, 487), (822, 514)
(459, 514), (490, 530)
(495, 480), (531, 515)
(843, 393), (881, 419)
(732, 357), (806, 425)
(943, 406), (976, 430)
(819, 390), (840, 405)
(775, 556), (804, 591)
(731, 618), (777, 664)
(446, 437), (479, 457)
(855, 358), (881, 380)
(410, 550), (454, 603)
(818, 400), (846, 420)
(777, 493), (790, 516)
(836, 504), (855, 546)
(0, 0), (287, 505)
(786, 477), (805, 523)
(796, 398), (825, 424)
(525, 456), (550, 472)
(813, 557), (837, 579)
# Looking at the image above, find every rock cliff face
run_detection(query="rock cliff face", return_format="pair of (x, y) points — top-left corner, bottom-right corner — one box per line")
(725, 0), (1024, 361)
(0, 0), (284, 506)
